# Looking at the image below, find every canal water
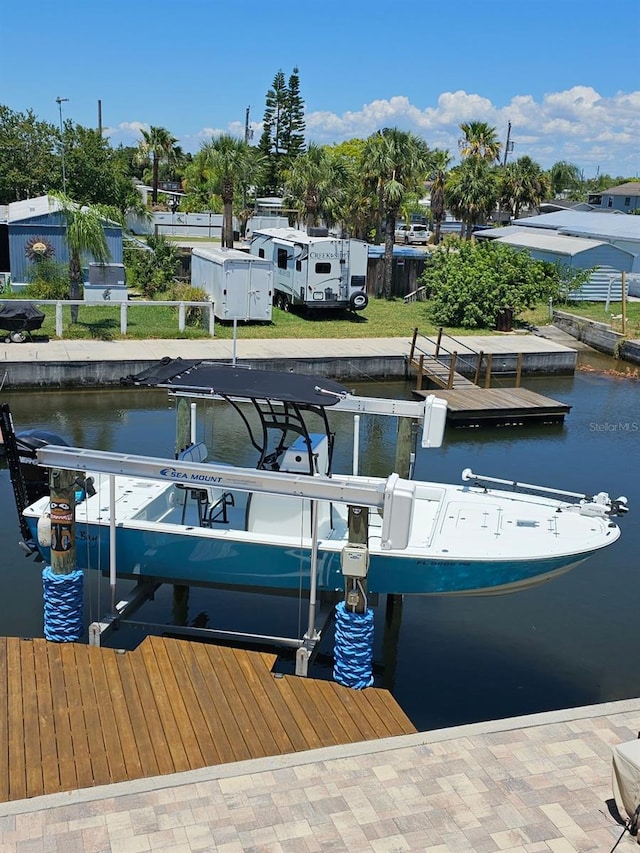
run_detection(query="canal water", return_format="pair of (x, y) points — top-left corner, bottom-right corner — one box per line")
(0, 351), (638, 732)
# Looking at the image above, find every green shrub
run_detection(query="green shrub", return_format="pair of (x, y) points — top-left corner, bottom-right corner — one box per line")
(124, 235), (182, 299)
(168, 282), (210, 325)
(24, 259), (69, 300)
(421, 241), (563, 329)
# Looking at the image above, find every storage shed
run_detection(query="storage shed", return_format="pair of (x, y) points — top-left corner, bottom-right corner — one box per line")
(1, 195), (123, 288)
(475, 227), (635, 301)
(191, 246), (273, 321)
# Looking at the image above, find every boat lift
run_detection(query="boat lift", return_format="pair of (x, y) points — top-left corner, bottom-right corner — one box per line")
(35, 444), (422, 673)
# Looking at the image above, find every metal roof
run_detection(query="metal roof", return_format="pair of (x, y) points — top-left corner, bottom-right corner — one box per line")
(514, 211), (640, 242)
(491, 230), (610, 257)
(474, 226), (542, 240)
(7, 195), (63, 223)
(367, 245), (428, 258)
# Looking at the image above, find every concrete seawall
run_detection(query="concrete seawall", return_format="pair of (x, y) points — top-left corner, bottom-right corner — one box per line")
(0, 334), (578, 390)
(553, 310), (640, 366)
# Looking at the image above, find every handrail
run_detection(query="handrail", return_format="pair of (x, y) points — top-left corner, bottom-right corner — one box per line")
(0, 298), (216, 338)
(408, 327), (523, 389)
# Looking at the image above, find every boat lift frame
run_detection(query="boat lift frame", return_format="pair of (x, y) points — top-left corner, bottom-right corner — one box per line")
(36, 445), (420, 672)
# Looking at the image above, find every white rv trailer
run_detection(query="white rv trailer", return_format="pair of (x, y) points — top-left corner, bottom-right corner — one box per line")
(249, 227), (369, 311)
(191, 247), (273, 322)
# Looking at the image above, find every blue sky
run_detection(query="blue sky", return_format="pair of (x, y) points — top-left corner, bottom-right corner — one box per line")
(3, 0), (639, 178)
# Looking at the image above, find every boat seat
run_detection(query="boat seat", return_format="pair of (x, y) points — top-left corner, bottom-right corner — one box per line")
(177, 442), (208, 463)
(246, 493), (333, 539)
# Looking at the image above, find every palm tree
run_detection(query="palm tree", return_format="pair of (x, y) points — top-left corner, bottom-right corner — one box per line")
(459, 122), (502, 163)
(548, 161), (582, 197)
(445, 158), (499, 238)
(500, 156), (550, 220)
(136, 126), (179, 204)
(200, 135), (261, 248)
(53, 194), (122, 322)
(429, 149), (452, 245)
(283, 143), (347, 230)
(362, 128), (431, 298)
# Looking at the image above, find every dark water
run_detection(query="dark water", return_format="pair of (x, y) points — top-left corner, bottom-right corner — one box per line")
(1, 352), (638, 732)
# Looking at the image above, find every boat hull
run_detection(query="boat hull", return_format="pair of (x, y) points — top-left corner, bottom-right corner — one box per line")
(26, 516), (603, 596)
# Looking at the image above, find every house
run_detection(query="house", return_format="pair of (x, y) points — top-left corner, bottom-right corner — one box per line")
(0, 195), (123, 289)
(475, 219), (637, 301)
(587, 182), (640, 213)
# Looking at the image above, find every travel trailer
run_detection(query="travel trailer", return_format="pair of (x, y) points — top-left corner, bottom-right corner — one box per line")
(191, 247), (273, 322)
(249, 227), (368, 312)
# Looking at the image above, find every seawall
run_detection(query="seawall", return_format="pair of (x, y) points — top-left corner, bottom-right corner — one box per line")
(553, 310), (640, 366)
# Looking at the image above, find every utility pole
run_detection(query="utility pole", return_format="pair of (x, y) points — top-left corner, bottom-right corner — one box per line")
(502, 121), (513, 167)
(56, 97), (69, 194)
(244, 106), (251, 144)
(98, 99), (102, 135)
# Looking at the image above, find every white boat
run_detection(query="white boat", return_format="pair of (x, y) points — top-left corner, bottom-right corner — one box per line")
(19, 363), (629, 597)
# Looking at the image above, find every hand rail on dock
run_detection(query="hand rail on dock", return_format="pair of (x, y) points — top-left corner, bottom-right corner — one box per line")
(409, 327), (523, 390)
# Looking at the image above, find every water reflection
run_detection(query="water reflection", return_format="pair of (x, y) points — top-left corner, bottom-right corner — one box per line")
(0, 358), (638, 731)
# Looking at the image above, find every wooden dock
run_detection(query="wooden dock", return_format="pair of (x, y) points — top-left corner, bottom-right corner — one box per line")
(0, 635), (415, 803)
(414, 387), (571, 426)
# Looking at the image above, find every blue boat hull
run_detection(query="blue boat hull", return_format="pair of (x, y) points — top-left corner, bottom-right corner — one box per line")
(27, 519), (592, 596)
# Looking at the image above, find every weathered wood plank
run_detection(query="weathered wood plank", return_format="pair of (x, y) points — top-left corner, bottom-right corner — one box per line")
(137, 640), (189, 774)
(270, 674), (326, 751)
(59, 643), (94, 790)
(73, 643), (110, 785)
(146, 637), (204, 770)
(32, 639), (59, 795)
(414, 387), (570, 423)
(114, 652), (162, 779)
(162, 640), (221, 768)
(172, 641), (238, 766)
(204, 644), (274, 759)
(229, 648), (297, 755)
(0, 641), (8, 802)
(282, 676), (343, 747)
(99, 650), (145, 782)
(86, 647), (128, 784)
(191, 643), (253, 763)
(361, 687), (416, 737)
(233, 652), (309, 755)
(6, 639), (26, 801)
(21, 641), (44, 797)
(46, 643), (77, 792)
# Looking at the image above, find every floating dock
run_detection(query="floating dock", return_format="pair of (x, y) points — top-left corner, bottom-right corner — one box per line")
(414, 386), (571, 426)
(0, 635), (415, 803)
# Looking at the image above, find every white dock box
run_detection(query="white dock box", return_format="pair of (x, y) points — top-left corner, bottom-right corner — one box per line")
(191, 247), (273, 322)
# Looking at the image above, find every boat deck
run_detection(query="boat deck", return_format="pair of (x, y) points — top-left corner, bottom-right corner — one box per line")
(0, 635), (415, 803)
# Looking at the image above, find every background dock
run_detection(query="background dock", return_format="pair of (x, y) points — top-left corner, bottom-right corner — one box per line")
(414, 386), (571, 426)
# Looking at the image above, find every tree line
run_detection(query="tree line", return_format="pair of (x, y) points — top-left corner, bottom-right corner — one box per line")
(1, 68), (636, 303)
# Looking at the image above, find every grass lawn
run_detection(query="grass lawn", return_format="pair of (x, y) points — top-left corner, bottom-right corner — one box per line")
(522, 300), (640, 338)
(11, 296), (640, 342)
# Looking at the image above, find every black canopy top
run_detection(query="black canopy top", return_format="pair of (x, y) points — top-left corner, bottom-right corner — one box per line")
(126, 360), (349, 407)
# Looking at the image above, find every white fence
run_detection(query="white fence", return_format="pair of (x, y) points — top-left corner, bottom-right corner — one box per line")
(0, 299), (215, 338)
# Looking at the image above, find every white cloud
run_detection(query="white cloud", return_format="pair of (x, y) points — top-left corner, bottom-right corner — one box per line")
(106, 86), (639, 177)
(301, 86), (640, 176)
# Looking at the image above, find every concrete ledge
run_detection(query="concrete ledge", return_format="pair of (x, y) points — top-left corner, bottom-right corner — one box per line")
(553, 310), (640, 365)
(0, 351), (579, 390)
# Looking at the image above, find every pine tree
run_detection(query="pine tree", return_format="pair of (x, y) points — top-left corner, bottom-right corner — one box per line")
(259, 67), (306, 195)
(258, 70), (288, 194)
(283, 66), (306, 162)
